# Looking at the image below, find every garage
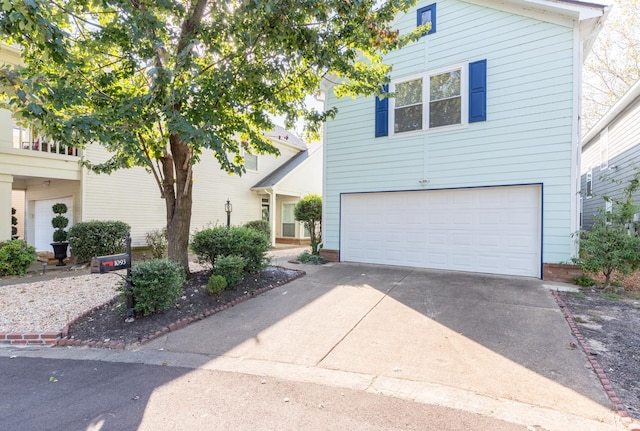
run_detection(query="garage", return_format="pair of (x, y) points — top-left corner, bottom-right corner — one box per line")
(34, 197), (74, 252)
(340, 185), (541, 277)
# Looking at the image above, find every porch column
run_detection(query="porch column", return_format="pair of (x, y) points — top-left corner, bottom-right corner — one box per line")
(269, 189), (277, 246)
(0, 174), (13, 241)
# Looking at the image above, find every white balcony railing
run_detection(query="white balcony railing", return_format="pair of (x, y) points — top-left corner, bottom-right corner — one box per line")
(19, 139), (81, 157)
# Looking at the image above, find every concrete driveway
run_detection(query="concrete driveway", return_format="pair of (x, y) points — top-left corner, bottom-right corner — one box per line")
(133, 262), (625, 431)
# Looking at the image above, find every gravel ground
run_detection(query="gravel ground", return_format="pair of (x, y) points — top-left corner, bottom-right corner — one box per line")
(0, 247), (305, 334)
(0, 272), (121, 333)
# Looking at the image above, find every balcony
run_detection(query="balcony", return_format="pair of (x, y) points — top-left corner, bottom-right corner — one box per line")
(19, 139), (81, 157)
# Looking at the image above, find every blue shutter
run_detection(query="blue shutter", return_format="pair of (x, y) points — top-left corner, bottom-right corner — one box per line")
(375, 84), (389, 137)
(469, 59), (487, 123)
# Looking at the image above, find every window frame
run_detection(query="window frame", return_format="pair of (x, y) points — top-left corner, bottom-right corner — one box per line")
(242, 149), (258, 172)
(417, 3), (436, 35)
(389, 63), (468, 136)
(586, 168), (593, 199)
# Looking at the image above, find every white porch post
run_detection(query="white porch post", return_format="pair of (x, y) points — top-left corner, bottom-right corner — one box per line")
(269, 188), (277, 246)
(0, 174), (13, 241)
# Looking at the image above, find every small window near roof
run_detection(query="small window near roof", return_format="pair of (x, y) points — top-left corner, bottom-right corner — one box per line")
(417, 4), (436, 35)
(244, 152), (258, 171)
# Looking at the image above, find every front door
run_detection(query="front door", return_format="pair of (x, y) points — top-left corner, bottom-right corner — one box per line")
(282, 203), (295, 237)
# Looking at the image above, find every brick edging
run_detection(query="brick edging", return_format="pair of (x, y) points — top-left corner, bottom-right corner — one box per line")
(0, 331), (61, 346)
(56, 267), (307, 350)
(551, 290), (628, 418)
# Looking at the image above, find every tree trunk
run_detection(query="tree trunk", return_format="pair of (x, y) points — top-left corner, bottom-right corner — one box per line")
(164, 135), (193, 275)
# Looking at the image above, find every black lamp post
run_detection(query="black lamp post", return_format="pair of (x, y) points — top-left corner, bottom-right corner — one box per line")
(225, 199), (232, 227)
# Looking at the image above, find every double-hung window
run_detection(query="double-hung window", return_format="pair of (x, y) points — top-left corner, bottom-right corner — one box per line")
(391, 65), (465, 134)
(375, 60), (486, 137)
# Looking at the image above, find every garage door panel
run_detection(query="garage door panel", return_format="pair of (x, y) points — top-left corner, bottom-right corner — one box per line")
(341, 186), (541, 277)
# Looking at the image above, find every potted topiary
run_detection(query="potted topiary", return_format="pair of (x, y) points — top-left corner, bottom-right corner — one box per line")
(51, 203), (69, 266)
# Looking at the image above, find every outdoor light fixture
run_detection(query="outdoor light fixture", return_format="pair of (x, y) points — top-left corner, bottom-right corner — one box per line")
(225, 199), (232, 227)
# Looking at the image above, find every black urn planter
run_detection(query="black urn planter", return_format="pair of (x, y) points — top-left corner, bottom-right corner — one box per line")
(51, 242), (69, 266)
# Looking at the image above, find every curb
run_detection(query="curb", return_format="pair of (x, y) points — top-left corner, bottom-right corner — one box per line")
(57, 268), (306, 350)
(551, 290), (629, 419)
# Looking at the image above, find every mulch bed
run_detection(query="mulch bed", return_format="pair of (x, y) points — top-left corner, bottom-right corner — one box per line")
(557, 288), (640, 420)
(61, 266), (304, 349)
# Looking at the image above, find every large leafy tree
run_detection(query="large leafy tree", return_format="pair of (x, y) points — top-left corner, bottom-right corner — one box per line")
(582, 0), (640, 132)
(0, 0), (424, 273)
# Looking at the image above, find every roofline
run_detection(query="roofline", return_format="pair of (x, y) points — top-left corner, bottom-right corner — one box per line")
(251, 143), (322, 191)
(582, 80), (640, 146)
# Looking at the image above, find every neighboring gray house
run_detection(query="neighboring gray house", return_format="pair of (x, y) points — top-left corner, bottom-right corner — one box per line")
(319, 0), (608, 279)
(581, 79), (640, 230)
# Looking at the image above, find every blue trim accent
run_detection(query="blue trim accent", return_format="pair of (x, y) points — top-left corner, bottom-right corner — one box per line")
(374, 84), (389, 137)
(540, 183), (544, 279)
(417, 3), (436, 35)
(469, 59), (487, 123)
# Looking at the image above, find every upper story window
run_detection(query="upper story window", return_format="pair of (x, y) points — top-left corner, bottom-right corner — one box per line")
(391, 65), (464, 134)
(417, 3), (436, 35)
(375, 60), (486, 138)
(12, 121), (31, 149)
(586, 168), (593, 198)
(244, 151), (258, 171)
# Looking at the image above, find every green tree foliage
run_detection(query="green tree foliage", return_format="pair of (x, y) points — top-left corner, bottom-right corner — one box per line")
(0, 0), (426, 274)
(294, 194), (322, 254)
(573, 171), (640, 289)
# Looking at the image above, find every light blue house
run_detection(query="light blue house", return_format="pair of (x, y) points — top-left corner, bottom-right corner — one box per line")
(320, 0), (608, 279)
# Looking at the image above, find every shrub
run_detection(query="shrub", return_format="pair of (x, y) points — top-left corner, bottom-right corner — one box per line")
(68, 220), (130, 263)
(145, 228), (168, 259)
(191, 226), (270, 273)
(121, 259), (186, 316)
(214, 254), (245, 288)
(294, 194), (322, 254)
(51, 203), (69, 242)
(297, 250), (328, 265)
(0, 240), (36, 276)
(206, 274), (227, 296)
(573, 274), (596, 287)
(244, 220), (271, 241)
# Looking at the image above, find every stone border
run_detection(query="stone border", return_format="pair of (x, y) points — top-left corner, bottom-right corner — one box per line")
(56, 268), (306, 350)
(551, 290), (629, 418)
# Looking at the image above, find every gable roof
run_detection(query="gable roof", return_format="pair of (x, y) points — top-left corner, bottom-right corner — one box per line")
(252, 143), (321, 190)
(263, 125), (307, 151)
(582, 79), (640, 146)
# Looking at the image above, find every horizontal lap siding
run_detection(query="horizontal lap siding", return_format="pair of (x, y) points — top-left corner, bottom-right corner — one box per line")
(324, 0), (576, 264)
(581, 97), (640, 228)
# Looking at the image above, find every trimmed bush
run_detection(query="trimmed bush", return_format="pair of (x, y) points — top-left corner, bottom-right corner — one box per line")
(68, 220), (130, 263)
(145, 228), (167, 259)
(244, 220), (271, 241)
(206, 274), (227, 296)
(121, 259), (186, 316)
(214, 254), (245, 288)
(0, 240), (36, 276)
(191, 226), (270, 274)
(51, 203), (69, 242)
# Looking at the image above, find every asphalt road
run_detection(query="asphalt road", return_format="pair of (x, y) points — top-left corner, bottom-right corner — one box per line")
(0, 356), (529, 431)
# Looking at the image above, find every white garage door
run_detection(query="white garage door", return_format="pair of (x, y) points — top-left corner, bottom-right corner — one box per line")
(34, 197), (74, 253)
(340, 186), (541, 277)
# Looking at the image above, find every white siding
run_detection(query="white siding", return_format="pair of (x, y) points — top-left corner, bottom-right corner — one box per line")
(324, 0), (578, 265)
(82, 142), (304, 246)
